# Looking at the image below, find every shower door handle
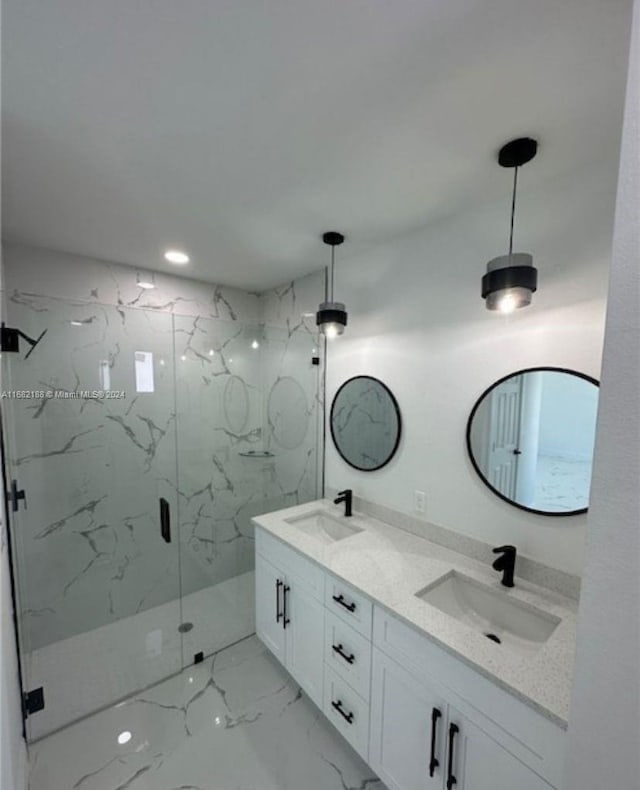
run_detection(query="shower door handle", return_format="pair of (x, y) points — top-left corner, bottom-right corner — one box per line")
(159, 498), (171, 543)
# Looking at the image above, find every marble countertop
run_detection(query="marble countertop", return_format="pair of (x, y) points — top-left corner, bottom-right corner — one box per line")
(252, 499), (578, 729)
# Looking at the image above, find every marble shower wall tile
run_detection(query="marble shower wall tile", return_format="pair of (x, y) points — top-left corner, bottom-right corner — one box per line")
(2, 297), (183, 650)
(175, 274), (326, 660)
(1, 245), (325, 694)
(173, 316), (263, 581)
(259, 268), (326, 329)
(3, 242), (260, 323)
(259, 270), (325, 516)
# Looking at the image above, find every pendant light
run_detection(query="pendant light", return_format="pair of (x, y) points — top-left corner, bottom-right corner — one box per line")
(316, 231), (348, 338)
(482, 137), (539, 313)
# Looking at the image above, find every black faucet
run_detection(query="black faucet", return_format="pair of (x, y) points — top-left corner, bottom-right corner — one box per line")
(334, 489), (353, 517)
(492, 545), (517, 588)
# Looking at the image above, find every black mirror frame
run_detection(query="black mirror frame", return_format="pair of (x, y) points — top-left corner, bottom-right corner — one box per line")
(330, 375), (402, 472)
(466, 366), (599, 517)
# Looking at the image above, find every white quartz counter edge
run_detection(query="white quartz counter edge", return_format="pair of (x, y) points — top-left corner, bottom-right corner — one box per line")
(252, 499), (577, 729)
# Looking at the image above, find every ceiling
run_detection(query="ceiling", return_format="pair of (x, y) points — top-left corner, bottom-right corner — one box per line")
(2, 0), (633, 290)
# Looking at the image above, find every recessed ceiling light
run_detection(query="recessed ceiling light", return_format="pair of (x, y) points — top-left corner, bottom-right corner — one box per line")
(117, 731), (132, 745)
(70, 320), (84, 326)
(164, 249), (190, 265)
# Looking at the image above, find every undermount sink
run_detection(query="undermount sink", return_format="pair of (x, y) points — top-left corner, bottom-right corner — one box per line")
(416, 571), (561, 655)
(285, 510), (363, 545)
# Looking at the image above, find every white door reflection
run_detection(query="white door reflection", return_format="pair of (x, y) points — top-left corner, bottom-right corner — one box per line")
(468, 369), (599, 514)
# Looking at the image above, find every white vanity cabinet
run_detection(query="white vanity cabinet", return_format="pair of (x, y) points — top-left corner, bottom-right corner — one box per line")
(371, 607), (565, 790)
(254, 525), (566, 790)
(369, 647), (448, 790)
(255, 530), (325, 708)
(447, 708), (556, 790)
(370, 648), (554, 790)
(321, 575), (373, 761)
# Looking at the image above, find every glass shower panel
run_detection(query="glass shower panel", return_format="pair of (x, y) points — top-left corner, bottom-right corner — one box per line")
(174, 316), (321, 663)
(1, 296), (182, 740)
(261, 323), (321, 514)
(173, 317), (262, 662)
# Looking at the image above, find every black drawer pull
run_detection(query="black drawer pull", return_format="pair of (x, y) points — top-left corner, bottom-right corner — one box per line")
(275, 579), (283, 623)
(332, 643), (355, 665)
(331, 699), (354, 724)
(332, 594), (356, 613)
(429, 707), (442, 777)
(446, 722), (459, 789)
(283, 584), (290, 628)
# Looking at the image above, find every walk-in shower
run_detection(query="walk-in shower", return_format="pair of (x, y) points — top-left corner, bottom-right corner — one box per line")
(1, 245), (324, 741)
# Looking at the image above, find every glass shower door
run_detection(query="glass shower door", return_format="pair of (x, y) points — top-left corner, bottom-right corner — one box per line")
(1, 296), (182, 740)
(173, 316), (263, 663)
(173, 314), (322, 664)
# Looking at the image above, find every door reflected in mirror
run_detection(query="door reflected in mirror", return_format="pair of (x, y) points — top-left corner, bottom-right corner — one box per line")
(467, 368), (599, 515)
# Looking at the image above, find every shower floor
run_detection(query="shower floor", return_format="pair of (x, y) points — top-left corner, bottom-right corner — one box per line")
(25, 571), (256, 740)
(27, 634), (386, 790)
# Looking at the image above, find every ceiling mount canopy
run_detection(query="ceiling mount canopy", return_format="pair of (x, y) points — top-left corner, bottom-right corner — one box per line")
(316, 231), (348, 339)
(482, 137), (539, 313)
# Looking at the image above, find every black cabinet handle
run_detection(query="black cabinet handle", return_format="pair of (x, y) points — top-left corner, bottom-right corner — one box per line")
(331, 699), (354, 724)
(446, 722), (459, 789)
(283, 584), (290, 628)
(429, 707), (442, 777)
(275, 579), (283, 623)
(159, 498), (171, 543)
(332, 594), (356, 613)
(332, 643), (355, 665)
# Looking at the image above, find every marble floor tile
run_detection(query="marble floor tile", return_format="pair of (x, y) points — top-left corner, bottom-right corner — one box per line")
(27, 573), (256, 741)
(28, 635), (386, 790)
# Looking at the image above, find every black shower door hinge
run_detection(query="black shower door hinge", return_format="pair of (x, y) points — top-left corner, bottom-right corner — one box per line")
(23, 687), (45, 717)
(0, 324), (47, 359)
(7, 480), (26, 512)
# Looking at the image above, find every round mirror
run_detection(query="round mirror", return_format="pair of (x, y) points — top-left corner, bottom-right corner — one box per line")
(331, 376), (401, 471)
(466, 367), (599, 516)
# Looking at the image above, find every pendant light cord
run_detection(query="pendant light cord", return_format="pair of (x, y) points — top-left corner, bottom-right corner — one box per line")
(330, 245), (335, 302)
(509, 166), (519, 257)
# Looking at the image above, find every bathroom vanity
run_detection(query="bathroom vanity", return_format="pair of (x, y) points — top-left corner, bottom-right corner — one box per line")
(253, 501), (576, 790)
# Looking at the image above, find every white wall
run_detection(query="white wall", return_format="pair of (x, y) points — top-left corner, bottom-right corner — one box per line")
(326, 159), (617, 576)
(565, 2), (640, 785)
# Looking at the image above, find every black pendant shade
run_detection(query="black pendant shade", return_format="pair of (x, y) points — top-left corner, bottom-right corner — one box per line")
(316, 231), (348, 338)
(483, 138), (539, 313)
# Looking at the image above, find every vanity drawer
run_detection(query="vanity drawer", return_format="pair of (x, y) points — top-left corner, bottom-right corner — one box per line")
(325, 574), (373, 638)
(255, 527), (324, 600)
(324, 612), (372, 701)
(323, 666), (370, 761)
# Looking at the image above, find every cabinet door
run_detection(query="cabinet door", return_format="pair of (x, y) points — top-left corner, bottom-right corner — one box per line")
(255, 554), (286, 664)
(285, 581), (325, 708)
(447, 708), (554, 790)
(369, 648), (447, 790)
